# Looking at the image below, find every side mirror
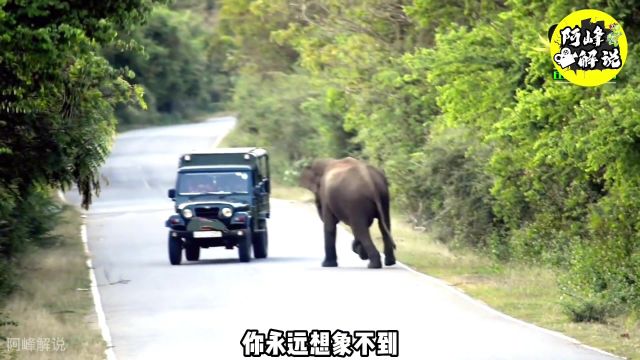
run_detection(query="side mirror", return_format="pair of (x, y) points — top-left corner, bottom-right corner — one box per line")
(263, 179), (270, 193)
(168, 189), (176, 199)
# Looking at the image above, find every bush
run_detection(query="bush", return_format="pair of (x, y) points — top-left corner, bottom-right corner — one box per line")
(0, 187), (62, 301)
(105, 5), (231, 129)
(407, 127), (496, 248)
(217, 0), (640, 322)
(562, 295), (611, 323)
(560, 189), (640, 322)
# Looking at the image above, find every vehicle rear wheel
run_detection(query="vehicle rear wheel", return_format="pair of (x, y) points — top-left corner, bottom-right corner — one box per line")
(238, 229), (252, 263)
(252, 226), (268, 259)
(185, 243), (200, 261)
(168, 235), (182, 265)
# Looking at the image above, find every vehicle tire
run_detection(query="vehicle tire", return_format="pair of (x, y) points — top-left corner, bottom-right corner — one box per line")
(185, 243), (200, 261)
(168, 235), (182, 265)
(238, 229), (252, 263)
(252, 226), (268, 259)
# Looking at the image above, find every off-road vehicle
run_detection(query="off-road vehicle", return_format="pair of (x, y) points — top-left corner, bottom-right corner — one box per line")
(165, 148), (270, 264)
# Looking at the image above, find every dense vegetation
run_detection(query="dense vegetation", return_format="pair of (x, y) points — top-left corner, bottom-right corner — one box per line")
(0, 0), (165, 299)
(0, 0), (231, 302)
(104, 0), (232, 128)
(218, 0), (640, 321)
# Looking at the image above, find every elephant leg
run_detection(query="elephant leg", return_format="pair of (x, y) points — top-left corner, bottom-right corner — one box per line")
(353, 225), (382, 269)
(378, 197), (396, 266)
(351, 239), (369, 260)
(322, 214), (339, 267)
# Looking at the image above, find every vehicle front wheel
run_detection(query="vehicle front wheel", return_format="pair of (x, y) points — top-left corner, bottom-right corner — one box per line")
(168, 235), (182, 265)
(252, 228), (268, 259)
(238, 229), (252, 263)
(185, 243), (200, 261)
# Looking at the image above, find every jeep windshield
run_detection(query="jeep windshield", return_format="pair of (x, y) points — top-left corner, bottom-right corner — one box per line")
(177, 171), (250, 196)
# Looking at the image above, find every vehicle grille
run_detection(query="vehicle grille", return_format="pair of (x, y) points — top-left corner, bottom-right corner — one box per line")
(195, 207), (219, 219)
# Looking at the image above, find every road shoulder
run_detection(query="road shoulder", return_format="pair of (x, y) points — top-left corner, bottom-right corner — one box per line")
(0, 203), (106, 359)
(272, 185), (638, 359)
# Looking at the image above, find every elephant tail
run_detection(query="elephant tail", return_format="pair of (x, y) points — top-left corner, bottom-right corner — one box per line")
(357, 164), (395, 249)
(376, 197), (396, 250)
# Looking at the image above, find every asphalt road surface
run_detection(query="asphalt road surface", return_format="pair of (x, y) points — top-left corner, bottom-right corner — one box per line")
(66, 117), (620, 360)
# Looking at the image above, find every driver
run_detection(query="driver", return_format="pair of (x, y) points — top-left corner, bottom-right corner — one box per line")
(185, 175), (216, 193)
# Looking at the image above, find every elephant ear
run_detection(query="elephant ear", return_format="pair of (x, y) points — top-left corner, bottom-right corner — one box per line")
(299, 167), (317, 192)
(299, 159), (331, 194)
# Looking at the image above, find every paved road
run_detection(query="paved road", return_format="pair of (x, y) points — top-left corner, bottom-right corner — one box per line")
(67, 117), (619, 359)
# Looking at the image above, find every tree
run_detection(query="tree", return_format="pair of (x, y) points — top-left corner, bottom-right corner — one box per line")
(0, 0), (163, 297)
(104, 3), (231, 127)
(0, 0), (163, 208)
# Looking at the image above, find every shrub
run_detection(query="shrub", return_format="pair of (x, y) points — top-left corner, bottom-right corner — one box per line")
(407, 127), (496, 249)
(560, 189), (640, 321)
(0, 187), (62, 301)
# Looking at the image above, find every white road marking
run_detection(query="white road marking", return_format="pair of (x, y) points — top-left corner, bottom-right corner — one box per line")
(332, 214), (624, 360)
(77, 115), (236, 360)
(394, 262), (623, 359)
(142, 177), (151, 189)
(58, 187), (116, 359)
(82, 222), (117, 360)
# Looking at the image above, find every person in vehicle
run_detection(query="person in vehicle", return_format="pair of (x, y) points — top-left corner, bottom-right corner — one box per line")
(182, 175), (216, 193)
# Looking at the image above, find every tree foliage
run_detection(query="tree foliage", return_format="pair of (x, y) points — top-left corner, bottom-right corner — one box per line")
(220, 0), (640, 320)
(104, 1), (232, 127)
(0, 0), (163, 299)
(0, 0), (162, 206)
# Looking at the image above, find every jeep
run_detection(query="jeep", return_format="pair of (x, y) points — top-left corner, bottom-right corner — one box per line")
(165, 147), (270, 264)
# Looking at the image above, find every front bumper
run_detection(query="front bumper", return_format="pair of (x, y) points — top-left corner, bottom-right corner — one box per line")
(169, 228), (248, 248)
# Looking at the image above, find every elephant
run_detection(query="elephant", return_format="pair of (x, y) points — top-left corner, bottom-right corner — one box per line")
(299, 157), (396, 269)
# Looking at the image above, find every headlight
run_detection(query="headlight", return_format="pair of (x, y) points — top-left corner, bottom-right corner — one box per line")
(182, 208), (193, 219)
(221, 207), (233, 218)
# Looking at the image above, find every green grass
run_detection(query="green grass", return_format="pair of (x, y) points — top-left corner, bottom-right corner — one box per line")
(271, 184), (314, 203)
(392, 219), (639, 359)
(0, 204), (105, 360)
(274, 185), (640, 360)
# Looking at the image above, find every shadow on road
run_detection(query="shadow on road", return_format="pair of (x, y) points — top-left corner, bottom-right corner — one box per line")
(178, 256), (319, 266)
(181, 258), (240, 266)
